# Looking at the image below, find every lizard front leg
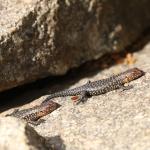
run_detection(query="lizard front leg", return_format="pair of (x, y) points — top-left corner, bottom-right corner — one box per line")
(121, 85), (133, 91)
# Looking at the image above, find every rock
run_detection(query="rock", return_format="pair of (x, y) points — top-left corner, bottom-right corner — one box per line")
(0, 0), (150, 92)
(1, 38), (150, 149)
(0, 117), (48, 150)
(34, 43), (150, 149)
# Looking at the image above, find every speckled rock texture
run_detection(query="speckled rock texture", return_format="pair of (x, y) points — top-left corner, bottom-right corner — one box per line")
(0, 0), (150, 92)
(1, 41), (150, 149)
(0, 117), (47, 150)
(34, 44), (150, 150)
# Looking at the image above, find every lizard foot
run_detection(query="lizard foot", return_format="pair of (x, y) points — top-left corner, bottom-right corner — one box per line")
(76, 91), (89, 105)
(27, 119), (46, 126)
(121, 85), (133, 91)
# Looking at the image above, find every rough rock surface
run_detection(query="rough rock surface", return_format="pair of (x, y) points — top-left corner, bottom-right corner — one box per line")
(1, 40), (150, 149)
(0, 0), (150, 92)
(35, 44), (150, 150)
(0, 117), (47, 150)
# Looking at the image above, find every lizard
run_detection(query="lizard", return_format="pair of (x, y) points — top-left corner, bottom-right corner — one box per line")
(6, 101), (61, 125)
(42, 68), (145, 104)
(5, 68), (145, 125)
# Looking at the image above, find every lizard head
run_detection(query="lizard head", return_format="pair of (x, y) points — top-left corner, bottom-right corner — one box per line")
(122, 68), (145, 83)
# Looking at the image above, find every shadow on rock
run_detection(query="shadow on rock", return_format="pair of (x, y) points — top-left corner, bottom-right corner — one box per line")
(0, 27), (150, 112)
(45, 135), (66, 150)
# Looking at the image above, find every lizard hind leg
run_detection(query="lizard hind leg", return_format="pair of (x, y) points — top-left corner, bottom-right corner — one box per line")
(27, 119), (46, 126)
(76, 91), (89, 105)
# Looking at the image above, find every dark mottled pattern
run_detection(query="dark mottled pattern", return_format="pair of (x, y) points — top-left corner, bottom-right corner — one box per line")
(42, 68), (145, 104)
